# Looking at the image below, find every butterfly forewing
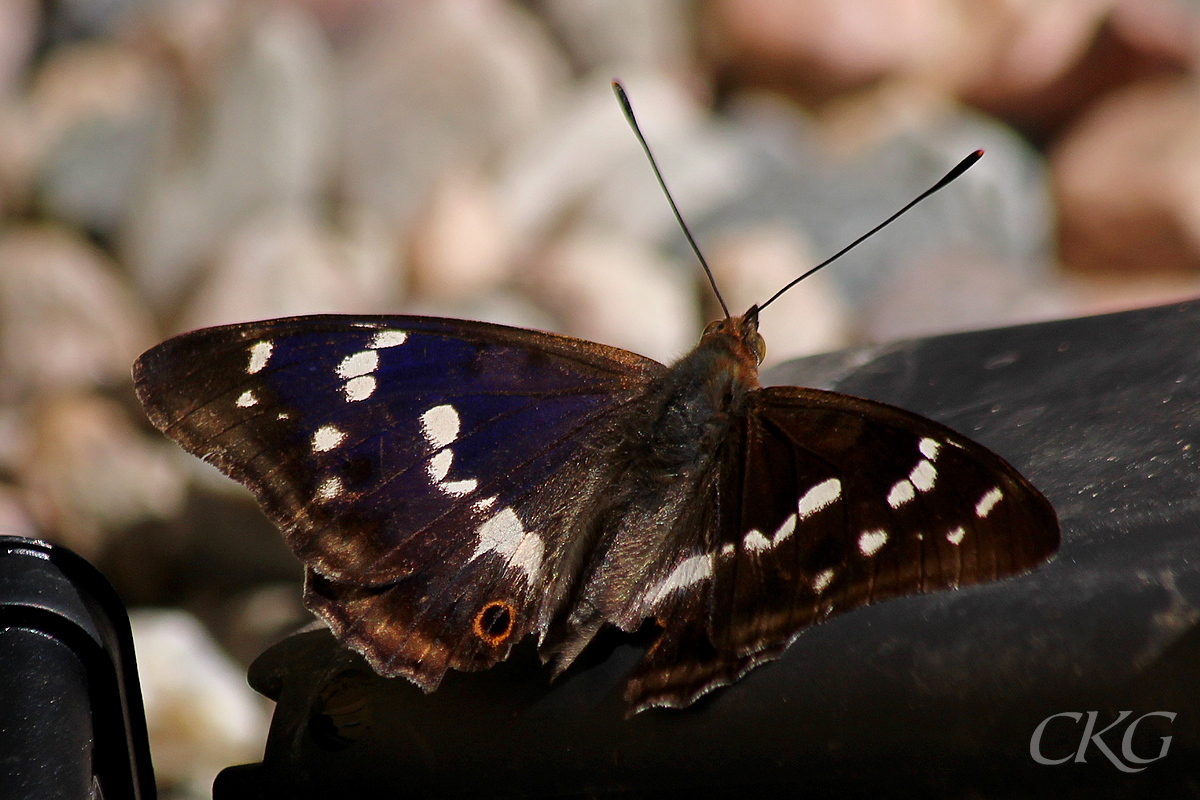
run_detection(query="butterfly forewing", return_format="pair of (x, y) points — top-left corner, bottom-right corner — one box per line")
(134, 315), (667, 684)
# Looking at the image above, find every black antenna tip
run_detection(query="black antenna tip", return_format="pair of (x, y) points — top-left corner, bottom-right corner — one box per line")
(612, 81), (633, 119)
(933, 149), (984, 191)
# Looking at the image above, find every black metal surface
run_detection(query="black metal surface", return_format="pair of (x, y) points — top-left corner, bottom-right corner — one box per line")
(215, 300), (1200, 799)
(0, 537), (157, 800)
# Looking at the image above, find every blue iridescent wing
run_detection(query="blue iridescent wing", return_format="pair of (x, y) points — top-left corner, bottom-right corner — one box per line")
(134, 314), (665, 687)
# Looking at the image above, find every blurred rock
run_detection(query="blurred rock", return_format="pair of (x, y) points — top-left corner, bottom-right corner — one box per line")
(496, 73), (709, 250)
(964, 0), (1197, 144)
(702, 0), (1197, 146)
(27, 41), (172, 236)
(0, 225), (156, 399)
(406, 289), (562, 335)
(19, 394), (187, 559)
(706, 223), (850, 363)
(0, 483), (36, 539)
(130, 608), (270, 800)
(862, 248), (1072, 343)
(134, 0), (242, 97)
(1052, 77), (1200, 276)
(408, 169), (514, 304)
(533, 229), (700, 362)
(702, 0), (953, 105)
(534, 0), (694, 74)
(219, 581), (313, 666)
(0, 0), (37, 98)
(40, 0), (146, 42)
(711, 91), (1058, 336)
(179, 207), (401, 332)
(339, 0), (569, 236)
(124, 1), (338, 311)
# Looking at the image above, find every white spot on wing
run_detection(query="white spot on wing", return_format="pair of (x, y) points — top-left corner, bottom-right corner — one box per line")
(474, 495), (497, 511)
(798, 478), (841, 519)
(337, 350), (379, 379)
(812, 568), (834, 593)
(772, 513), (797, 546)
(858, 529), (888, 556)
(720, 542), (735, 556)
(743, 513), (798, 555)
(235, 390), (258, 407)
(427, 449), (453, 482)
(975, 487), (1003, 517)
(647, 554), (714, 606)
(470, 507), (543, 581)
(312, 425), (346, 452)
(343, 375), (375, 402)
(743, 529), (770, 552)
(946, 526), (966, 545)
(441, 478), (478, 496)
(909, 459), (937, 492)
(316, 476), (342, 500)
(368, 330), (408, 349)
(509, 533), (544, 582)
(247, 341), (273, 374)
(421, 404), (460, 449)
(920, 438), (941, 460)
(887, 480), (915, 508)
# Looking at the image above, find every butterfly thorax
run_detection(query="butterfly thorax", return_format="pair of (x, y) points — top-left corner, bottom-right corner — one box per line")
(626, 315), (761, 477)
(542, 314), (765, 666)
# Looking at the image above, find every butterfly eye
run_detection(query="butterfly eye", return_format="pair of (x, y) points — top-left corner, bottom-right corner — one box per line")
(703, 319), (724, 336)
(750, 332), (766, 364)
(473, 600), (517, 646)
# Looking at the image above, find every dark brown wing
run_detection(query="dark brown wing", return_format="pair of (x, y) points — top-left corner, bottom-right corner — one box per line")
(624, 385), (1059, 712)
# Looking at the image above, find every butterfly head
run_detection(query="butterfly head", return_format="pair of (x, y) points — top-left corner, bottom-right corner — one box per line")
(702, 306), (766, 367)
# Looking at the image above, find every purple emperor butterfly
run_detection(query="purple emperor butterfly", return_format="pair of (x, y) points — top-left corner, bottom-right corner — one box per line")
(133, 84), (1058, 713)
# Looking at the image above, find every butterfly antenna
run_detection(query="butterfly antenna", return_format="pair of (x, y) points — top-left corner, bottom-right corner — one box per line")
(757, 149), (984, 313)
(613, 80), (730, 319)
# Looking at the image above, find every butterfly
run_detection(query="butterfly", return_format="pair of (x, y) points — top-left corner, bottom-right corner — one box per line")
(131, 85), (1059, 714)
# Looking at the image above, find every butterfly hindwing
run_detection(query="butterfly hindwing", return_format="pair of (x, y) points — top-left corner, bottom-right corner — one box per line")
(624, 386), (1059, 711)
(133, 315), (666, 684)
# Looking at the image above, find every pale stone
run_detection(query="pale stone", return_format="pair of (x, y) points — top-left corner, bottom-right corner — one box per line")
(124, 3), (338, 310)
(1053, 77), (1200, 277)
(26, 42), (169, 236)
(179, 209), (401, 332)
(340, 0), (569, 233)
(130, 608), (271, 800)
(409, 169), (514, 303)
(496, 74), (710, 249)
(538, 0), (693, 73)
(707, 223), (850, 364)
(19, 394), (187, 559)
(533, 230), (700, 363)
(0, 225), (156, 398)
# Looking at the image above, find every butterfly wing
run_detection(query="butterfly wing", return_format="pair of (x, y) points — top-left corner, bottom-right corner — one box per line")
(134, 314), (665, 688)
(625, 386), (1059, 711)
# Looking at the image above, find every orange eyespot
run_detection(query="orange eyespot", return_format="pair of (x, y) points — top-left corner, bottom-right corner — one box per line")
(473, 600), (516, 646)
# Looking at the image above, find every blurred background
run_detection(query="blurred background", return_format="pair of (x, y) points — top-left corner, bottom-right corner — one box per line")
(1, 0), (1198, 796)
